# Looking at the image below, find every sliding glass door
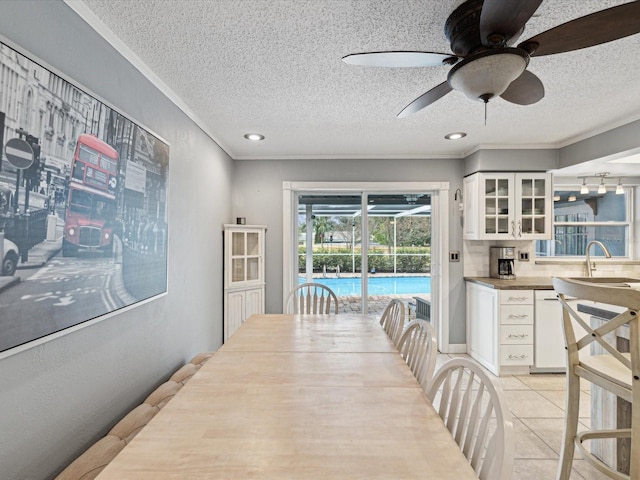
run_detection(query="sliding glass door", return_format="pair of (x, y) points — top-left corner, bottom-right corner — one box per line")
(296, 192), (431, 316)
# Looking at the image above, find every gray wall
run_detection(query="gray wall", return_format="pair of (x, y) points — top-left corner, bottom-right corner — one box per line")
(0, 2), (232, 479)
(231, 158), (467, 343)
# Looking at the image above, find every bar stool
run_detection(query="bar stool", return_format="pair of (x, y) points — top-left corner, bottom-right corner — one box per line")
(553, 277), (639, 480)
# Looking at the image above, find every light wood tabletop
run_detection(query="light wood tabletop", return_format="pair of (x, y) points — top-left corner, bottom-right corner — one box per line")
(96, 314), (477, 479)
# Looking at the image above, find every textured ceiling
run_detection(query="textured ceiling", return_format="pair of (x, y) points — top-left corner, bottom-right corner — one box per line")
(74, 0), (640, 163)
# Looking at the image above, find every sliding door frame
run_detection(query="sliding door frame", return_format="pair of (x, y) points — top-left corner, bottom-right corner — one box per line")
(282, 181), (451, 352)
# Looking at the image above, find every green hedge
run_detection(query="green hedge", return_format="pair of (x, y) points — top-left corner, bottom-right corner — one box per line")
(298, 247), (430, 273)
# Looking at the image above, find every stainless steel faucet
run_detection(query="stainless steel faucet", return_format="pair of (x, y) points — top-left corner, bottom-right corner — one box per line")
(585, 240), (611, 277)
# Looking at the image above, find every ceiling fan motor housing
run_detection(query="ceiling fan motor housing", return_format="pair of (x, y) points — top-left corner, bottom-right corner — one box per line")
(444, 0), (485, 56)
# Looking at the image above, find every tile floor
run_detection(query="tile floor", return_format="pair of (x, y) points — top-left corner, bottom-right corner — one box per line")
(434, 352), (613, 480)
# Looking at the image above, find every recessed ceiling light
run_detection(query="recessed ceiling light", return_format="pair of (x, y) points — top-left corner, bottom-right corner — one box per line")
(244, 133), (264, 141)
(445, 132), (466, 140)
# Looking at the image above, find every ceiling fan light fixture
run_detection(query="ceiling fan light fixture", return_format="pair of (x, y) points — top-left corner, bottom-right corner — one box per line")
(447, 48), (529, 101)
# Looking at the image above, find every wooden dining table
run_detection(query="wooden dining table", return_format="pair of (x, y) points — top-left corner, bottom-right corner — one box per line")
(96, 314), (478, 479)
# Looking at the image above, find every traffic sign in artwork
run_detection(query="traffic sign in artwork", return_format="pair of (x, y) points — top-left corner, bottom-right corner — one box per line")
(4, 137), (34, 169)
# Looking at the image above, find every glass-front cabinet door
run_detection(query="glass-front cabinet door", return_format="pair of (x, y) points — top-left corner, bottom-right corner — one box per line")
(483, 175), (513, 237)
(227, 226), (265, 286)
(515, 173), (552, 239)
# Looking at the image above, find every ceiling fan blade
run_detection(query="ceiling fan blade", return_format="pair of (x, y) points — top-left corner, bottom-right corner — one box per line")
(342, 51), (456, 68)
(397, 82), (452, 118)
(500, 70), (545, 105)
(480, 0), (543, 46)
(519, 2), (640, 56)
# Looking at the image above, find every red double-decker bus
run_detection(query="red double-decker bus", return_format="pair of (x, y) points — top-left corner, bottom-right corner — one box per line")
(62, 134), (119, 257)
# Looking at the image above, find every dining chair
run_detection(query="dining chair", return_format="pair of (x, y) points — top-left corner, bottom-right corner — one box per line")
(379, 299), (405, 347)
(553, 277), (639, 480)
(397, 319), (437, 389)
(108, 403), (159, 444)
(286, 282), (339, 314)
(426, 357), (514, 480)
(143, 380), (183, 409)
(54, 434), (126, 480)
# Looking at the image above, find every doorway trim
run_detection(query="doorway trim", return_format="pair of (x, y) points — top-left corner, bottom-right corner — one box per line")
(282, 181), (451, 352)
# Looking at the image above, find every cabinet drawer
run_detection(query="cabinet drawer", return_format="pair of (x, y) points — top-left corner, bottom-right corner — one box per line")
(500, 305), (533, 325)
(499, 289), (534, 305)
(500, 345), (534, 366)
(500, 325), (533, 345)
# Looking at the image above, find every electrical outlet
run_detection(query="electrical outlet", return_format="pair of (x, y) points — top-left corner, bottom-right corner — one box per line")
(450, 251), (460, 262)
(519, 251), (529, 261)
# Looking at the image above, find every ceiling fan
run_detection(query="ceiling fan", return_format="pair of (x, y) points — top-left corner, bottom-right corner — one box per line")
(342, 0), (640, 117)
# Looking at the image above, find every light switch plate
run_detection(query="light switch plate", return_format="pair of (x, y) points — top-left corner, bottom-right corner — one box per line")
(519, 251), (529, 261)
(450, 251), (460, 262)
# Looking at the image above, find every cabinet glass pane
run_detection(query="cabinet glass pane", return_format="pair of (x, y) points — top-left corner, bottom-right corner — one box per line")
(232, 232), (245, 256)
(485, 197), (496, 214)
(232, 258), (245, 282)
(498, 198), (509, 214)
(485, 217), (496, 234)
(521, 179), (533, 196)
(534, 179), (545, 196)
(521, 217), (532, 234)
(534, 198), (545, 215)
(497, 179), (509, 196)
(497, 217), (510, 233)
(534, 217), (545, 234)
(521, 198), (533, 215)
(246, 233), (259, 255)
(247, 258), (259, 281)
(485, 179), (496, 196)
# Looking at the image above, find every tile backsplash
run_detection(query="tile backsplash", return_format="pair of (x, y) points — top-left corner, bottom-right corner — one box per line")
(463, 240), (640, 278)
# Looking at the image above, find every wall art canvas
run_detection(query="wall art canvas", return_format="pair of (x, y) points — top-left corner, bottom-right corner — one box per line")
(0, 38), (169, 356)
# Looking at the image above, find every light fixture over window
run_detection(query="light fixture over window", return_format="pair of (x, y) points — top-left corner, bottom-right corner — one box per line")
(244, 133), (265, 141)
(568, 195), (577, 202)
(597, 177), (606, 194)
(616, 178), (624, 195)
(580, 178), (589, 195)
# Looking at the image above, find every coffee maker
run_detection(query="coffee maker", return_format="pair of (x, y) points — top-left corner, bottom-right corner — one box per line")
(490, 246), (516, 279)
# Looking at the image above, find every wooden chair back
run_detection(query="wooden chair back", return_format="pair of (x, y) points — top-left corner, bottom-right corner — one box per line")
(397, 319), (437, 389)
(286, 282), (338, 314)
(379, 299), (405, 347)
(426, 358), (514, 480)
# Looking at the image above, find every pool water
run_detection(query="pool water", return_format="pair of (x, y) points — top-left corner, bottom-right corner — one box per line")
(299, 276), (431, 297)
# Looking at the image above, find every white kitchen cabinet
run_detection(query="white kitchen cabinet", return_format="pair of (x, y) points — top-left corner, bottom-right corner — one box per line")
(463, 172), (552, 240)
(466, 282), (534, 376)
(223, 225), (266, 341)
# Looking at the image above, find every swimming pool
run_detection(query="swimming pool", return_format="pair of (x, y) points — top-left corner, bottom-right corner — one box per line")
(299, 276), (431, 297)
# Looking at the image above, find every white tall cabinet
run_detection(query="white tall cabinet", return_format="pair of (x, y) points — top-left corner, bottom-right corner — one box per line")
(463, 172), (552, 240)
(223, 225), (266, 342)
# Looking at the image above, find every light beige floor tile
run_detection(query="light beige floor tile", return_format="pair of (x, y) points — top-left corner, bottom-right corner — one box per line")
(572, 459), (617, 480)
(496, 375), (532, 391)
(519, 417), (590, 459)
(504, 389), (566, 418)
(512, 418), (558, 459)
(517, 373), (567, 391)
(538, 389), (592, 417)
(511, 458), (588, 479)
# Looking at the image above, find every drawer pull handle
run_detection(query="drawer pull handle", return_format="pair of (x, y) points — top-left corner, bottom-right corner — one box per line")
(508, 354), (528, 360)
(508, 334), (528, 339)
(508, 296), (528, 302)
(507, 314), (529, 319)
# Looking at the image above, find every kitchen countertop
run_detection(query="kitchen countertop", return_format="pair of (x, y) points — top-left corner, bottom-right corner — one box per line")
(464, 276), (554, 290)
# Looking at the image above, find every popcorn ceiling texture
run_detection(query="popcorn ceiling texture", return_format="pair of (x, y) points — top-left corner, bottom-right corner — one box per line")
(79, 0), (640, 160)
